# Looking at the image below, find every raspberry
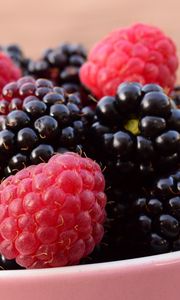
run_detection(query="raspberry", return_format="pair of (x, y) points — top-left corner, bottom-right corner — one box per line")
(0, 52), (21, 94)
(0, 152), (106, 269)
(80, 23), (178, 98)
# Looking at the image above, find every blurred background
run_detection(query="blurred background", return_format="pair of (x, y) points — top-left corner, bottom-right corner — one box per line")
(0, 0), (179, 78)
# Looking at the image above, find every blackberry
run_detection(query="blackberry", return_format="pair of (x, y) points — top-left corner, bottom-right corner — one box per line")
(84, 82), (180, 262)
(88, 82), (180, 186)
(89, 169), (180, 262)
(27, 43), (88, 97)
(126, 169), (180, 257)
(0, 76), (94, 179)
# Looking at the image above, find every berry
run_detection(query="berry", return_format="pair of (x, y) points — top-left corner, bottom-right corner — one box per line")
(0, 52), (21, 94)
(0, 152), (106, 269)
(80, 23), (178, 98)
(125, 169), (180, 256)
(83, 83), (180, 262)
(27, 43), (88, 98)
(85, 82), (180, 263)
(87, 82), (180, 185)
(0, 76), (94, 179)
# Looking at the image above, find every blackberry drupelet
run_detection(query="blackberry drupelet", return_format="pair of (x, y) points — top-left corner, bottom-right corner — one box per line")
(126, 169), (180, 257)
(0, 255), (24, 270)
(27, 43), (88, 96)
(0, 76), (94, 179)
(88, 82), (180, 186)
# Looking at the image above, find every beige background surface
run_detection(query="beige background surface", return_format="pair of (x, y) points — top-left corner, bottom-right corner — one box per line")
(0, 0), (180, 80)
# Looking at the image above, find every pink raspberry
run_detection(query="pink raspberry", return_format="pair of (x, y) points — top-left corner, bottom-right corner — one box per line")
(80, 23), (178, 98)
(0, 152), (107, 269)
(0, 52), (21, 94)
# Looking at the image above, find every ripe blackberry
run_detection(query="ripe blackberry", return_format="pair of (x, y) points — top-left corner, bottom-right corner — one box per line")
(27, 43), (88, 96)
(88, 82), (180, 187)
(0, 76), (94, 179)
(83, 82), (180, 263)
(126, 169), (180, 257)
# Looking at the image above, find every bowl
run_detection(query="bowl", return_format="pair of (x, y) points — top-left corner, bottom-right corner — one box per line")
(0, 251), (180, 300)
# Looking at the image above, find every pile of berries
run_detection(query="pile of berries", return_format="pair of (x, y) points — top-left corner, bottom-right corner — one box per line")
(0, 22), (180, 270)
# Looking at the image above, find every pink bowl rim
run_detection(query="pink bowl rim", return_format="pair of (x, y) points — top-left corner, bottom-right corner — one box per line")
(0, 250), (180, 278)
